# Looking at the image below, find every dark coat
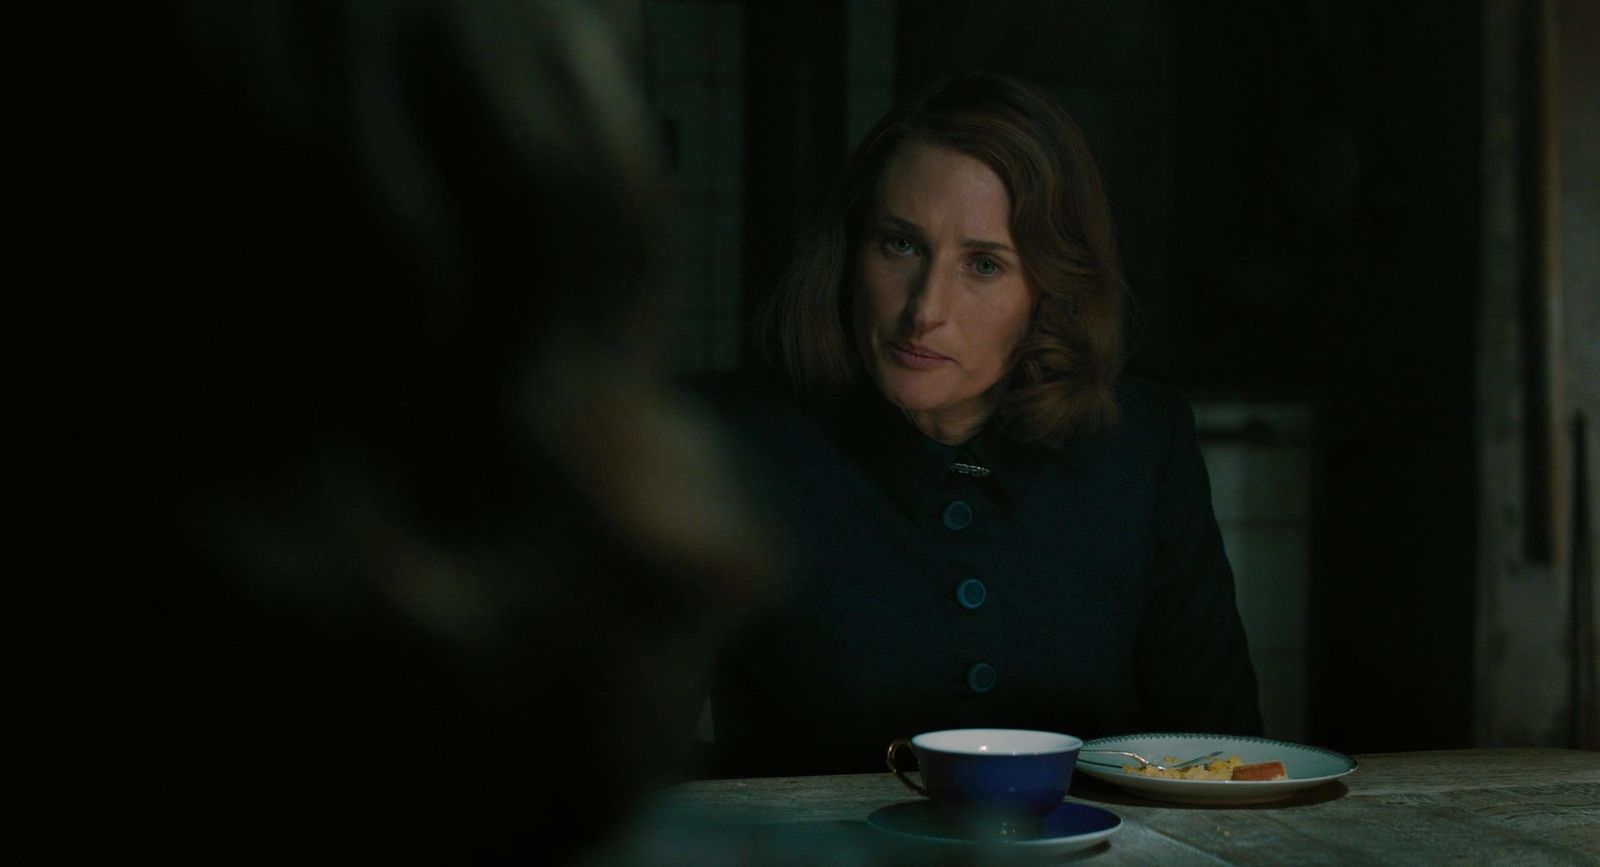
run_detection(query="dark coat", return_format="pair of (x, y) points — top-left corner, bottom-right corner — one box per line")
(699, 375), (1263, 777)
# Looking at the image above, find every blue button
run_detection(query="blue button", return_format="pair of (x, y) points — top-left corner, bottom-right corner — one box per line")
(967, 662), (997, 694)
(956, 578), (987, 610)
(942, 500), (973, 530)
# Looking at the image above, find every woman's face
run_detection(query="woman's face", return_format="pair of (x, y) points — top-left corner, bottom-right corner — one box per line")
(852, 142), (1036, 444)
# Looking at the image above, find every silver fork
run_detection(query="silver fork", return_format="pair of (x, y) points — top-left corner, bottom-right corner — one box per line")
(1079, 749), (1224, 771)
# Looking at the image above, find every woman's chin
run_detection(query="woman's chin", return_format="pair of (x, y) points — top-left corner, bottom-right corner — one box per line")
(874, 381), (944, 414)
(875, 384), (969, 422)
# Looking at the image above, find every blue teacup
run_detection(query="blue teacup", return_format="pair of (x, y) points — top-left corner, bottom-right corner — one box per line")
(886, 728), (1082, 820)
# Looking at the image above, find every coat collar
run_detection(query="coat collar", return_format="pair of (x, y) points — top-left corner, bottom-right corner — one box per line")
(833, 388), (1047, 521)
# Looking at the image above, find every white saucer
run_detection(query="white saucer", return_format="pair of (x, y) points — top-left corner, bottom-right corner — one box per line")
(866, 801), (1121, 854)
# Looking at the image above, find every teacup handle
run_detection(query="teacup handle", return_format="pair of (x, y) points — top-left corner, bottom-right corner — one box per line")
(886, 738), (927, 796)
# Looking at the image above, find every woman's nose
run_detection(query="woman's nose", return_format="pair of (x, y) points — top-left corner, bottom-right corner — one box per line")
(900, 265), (950, 333)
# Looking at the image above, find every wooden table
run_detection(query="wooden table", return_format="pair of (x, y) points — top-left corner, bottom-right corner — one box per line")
(599, 749), (1599, 865)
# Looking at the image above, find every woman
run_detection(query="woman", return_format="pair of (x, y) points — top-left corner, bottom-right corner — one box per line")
(707, 72), (1262, 776)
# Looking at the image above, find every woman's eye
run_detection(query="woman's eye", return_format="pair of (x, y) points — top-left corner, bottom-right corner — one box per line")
(884, 235), (917, 256)
(972, 256), (1002, 276)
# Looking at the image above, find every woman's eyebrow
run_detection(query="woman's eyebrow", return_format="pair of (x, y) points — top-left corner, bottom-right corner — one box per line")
(962, 238), (1017, 255)
(878, 215), (927, 240)
(879, 215), (1016, 255)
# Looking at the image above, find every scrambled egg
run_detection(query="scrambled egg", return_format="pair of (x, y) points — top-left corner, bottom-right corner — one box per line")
(1121, 755), (1245, 780)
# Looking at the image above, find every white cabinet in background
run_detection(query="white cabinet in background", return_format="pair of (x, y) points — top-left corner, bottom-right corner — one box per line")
(1196, 402), (1313, 743)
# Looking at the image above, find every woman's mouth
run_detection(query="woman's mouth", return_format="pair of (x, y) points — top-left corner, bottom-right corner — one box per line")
(888, 341), (950, 369)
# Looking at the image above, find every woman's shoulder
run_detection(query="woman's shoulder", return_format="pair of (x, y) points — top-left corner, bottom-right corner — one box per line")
(1036, 375), (1201, 490)
(1080, 374), (1199, 457)
(1113, 374), (1197, 426)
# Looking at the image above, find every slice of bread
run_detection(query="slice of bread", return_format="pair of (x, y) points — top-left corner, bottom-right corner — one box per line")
(1230, 761), (1287, 781)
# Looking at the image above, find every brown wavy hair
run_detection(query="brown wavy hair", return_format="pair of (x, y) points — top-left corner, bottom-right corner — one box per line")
(759, 72), (1127, 446)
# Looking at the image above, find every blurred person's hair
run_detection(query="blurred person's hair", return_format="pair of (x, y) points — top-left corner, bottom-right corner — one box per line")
(85, 0), (768, 857)
(759, 72), (1127, 445)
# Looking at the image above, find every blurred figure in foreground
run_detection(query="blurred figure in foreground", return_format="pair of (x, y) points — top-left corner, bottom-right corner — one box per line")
(71, 0), (769, 858)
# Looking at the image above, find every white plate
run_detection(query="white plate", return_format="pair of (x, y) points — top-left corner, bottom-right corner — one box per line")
(1075, 733), (1357, 805)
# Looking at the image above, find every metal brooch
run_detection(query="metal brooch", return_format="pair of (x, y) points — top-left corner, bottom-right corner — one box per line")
(948, 462), (992, 478)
